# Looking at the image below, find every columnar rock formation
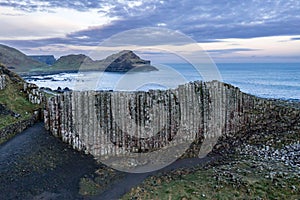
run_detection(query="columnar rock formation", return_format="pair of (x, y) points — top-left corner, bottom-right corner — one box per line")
(0, 75), (6, 90)
(23, 82), (44, 105)
(44, 81), (300, 167)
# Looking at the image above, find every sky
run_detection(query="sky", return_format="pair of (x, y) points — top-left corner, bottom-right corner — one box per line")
(0, 0), (300, 63)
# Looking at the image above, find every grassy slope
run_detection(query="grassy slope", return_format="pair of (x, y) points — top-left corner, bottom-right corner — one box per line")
(0, 44), (46, 72)
(31, 51), (157, 73)
(0, 73), (40, 142)
(31, 54), (91, 73)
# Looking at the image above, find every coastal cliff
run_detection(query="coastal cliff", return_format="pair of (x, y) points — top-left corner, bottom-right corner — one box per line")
(28, 55), (56, 65)
(42, 50), (157, 73)
(44, 81), (299, 168)
(0, 44), (157, 74)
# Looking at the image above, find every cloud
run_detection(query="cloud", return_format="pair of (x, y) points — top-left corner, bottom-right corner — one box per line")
(45, 0), (300, 43)
(290, 37), (300, 40)
(1, 0), (300, 60)
(0, 0), (104, 12)
(207, 48), (260, 54)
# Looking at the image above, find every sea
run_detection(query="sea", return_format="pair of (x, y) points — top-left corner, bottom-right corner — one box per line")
(24, 63), (300, 100)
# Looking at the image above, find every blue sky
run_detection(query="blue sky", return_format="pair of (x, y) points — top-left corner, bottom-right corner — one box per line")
(0, 0), (300, 62)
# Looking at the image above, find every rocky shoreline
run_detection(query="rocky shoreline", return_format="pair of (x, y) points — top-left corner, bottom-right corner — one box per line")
(123, 129), (300, 199)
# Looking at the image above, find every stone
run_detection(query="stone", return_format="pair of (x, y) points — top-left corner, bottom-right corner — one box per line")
(43, 80), (300, 167)
(0, 74), (6, 90)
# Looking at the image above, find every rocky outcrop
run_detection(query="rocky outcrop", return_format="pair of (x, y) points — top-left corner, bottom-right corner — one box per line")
(98, 50), (157, 72)
(43, 80), (300, 167)
(45, 50), (157, 73)
(0, 74), (6, 90)
(0, 64), (24, 83)
(24, 82), (44, 105)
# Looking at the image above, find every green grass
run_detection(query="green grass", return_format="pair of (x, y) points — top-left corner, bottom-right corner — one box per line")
(122, 156), (300, 200)
(0, 78), (40, 141)
(79, 177), (102, 196)
(0, 44), (46, 72)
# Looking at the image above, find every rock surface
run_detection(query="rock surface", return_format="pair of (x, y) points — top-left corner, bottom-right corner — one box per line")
(0, 74), (6, 90)
(44, 80), (300, 169)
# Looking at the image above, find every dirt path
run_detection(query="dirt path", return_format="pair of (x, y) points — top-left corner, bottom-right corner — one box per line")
(0, 123), (99, 200)
(96, 156), (219, 200)
(0, 123), (219, 200)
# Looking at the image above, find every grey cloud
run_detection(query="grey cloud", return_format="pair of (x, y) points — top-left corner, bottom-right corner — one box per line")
(1, 0), (300, 52)
(290, 37), (300, 40)
(67, 0), (300, 41)
(0, 0), (106, 12)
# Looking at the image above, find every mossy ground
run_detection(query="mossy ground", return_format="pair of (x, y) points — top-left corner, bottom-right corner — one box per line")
(78, 166), (125, 196)
(122, 156), (299, 200)
(122, 130), (300, 200)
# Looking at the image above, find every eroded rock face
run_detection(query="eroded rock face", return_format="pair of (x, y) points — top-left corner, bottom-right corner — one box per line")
(44, 81), (299, 164)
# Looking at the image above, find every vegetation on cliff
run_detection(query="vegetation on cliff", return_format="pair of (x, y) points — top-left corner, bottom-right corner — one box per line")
(0, 44), (157, 74)
(0, 44), (46, 72)
(0, 64), (41, 143)
(28, 55), (56, 65)
(34, 50), (157, 73)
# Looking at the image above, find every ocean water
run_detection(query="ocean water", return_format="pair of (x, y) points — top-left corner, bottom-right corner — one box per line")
(24, 63), (300, 100)
(218, 63), (300, 100)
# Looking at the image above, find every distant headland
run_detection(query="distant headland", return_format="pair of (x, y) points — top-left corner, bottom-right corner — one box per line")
(0, 44), (158, 75)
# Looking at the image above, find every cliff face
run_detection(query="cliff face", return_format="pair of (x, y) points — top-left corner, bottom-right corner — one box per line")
(0, 44), (157, 74)
(44, 81), (300, 170)
(98, 50), (157, 72)
(28, 55), (56, 65)
(42, 50), (157, 73)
